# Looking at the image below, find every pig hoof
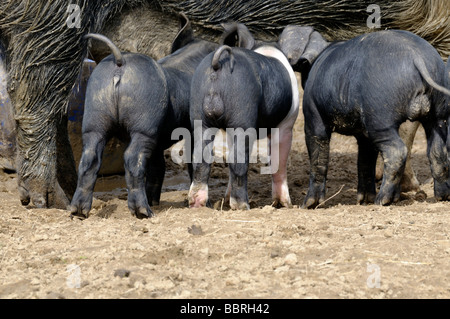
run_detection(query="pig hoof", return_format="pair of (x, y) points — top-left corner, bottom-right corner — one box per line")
(435, 193), (450, 201)
(375, 197), (390, 206)
(188, 192), (209, 208)
(229, 196), (250, 210)
(150, 199), (160, 206)
(230, 201), (250, 210)
(302, 187), (326, 209)
(68, 204), (90, 219)
(188, 185), (209, 208)
(375, 193), (399, 206)
(356, 192), (375, 205)
(132, 206), (154, 219)
(302, 198), (317, 209)
(189, 199), (208, 208)
(302, 194), (323, 209)
(434, 181), (450, 201)
(272, 198), (292, 209)
(232, 203), (250, 210)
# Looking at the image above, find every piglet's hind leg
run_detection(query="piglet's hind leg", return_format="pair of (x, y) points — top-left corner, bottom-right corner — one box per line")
(124, 133), (155, 218)
(373, 130), (407, 206)
(188, 128), (214, 208)
(146, 149), (165, 206)
(69, 132), (107, 218)
(356, 136), (378, 205)
(268, 126), (293, 208)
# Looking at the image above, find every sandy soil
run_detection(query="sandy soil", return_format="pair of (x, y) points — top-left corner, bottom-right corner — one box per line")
(1, 86), (450, 300)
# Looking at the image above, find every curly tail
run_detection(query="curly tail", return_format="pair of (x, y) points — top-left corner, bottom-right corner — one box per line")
(414, 58), (450, 96)
(84, 33), (123, 67)
(212, 45), (234, 73)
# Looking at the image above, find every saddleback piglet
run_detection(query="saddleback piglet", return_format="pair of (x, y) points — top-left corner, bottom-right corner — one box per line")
(279, 26), (450, 208)
(188, 23), (300, 210)
(69, 14), (217, 218)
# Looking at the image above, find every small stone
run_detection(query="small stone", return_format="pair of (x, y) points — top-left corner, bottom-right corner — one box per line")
(30, 277), (40, 285)
(128, 274), (147, 288)
(225, 277), (240, 286)
(114, 269), (131, 278)
(130, 243), (145, 251)
(384, 229), (394, 238)
(188, 225), (204, 236)
(270, 251), (280, 258)
(284, 253), (298, 265)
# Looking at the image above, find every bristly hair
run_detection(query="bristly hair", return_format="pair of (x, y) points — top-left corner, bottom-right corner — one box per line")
(156, 0), (449, 59)
(0, 0), (145, 183)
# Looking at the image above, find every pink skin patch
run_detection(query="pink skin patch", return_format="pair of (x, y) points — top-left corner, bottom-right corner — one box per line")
(270, 127), (293, 207)
(188, 184), (209, 208)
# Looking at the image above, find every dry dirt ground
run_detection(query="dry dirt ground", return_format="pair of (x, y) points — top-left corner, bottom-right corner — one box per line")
(1, 87), (450, 300)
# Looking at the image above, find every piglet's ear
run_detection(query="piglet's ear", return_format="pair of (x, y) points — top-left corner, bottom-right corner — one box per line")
(278, 26), (327, 69)
(301, 31), (329, 65)
(220, 22), (238, 46)
(171, 12), (195, 53)
(220, 22), (255, 50)
(236, 24), (255, 50)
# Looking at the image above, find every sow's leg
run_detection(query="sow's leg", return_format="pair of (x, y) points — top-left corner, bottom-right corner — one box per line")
(9, 25), (81, 209)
